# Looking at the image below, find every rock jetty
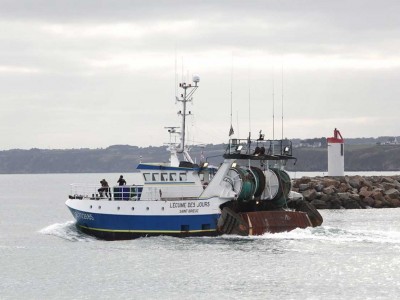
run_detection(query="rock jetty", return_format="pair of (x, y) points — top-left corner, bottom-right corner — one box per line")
(292, 175), (400, 209)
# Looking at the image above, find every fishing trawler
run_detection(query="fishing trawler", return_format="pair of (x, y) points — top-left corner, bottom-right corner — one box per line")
(66, 75), (322, 240)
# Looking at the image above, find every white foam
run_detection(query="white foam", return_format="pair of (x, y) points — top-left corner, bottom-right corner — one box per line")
(39, 221), (95, 242)
(257, 226), (400, 244)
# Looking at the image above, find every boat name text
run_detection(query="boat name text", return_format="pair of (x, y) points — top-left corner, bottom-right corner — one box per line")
(73, 211), (94, 221)
(169, 201), (210, 212)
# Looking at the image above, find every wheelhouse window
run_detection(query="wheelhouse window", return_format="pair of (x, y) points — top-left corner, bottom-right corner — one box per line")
(169, 173), (177, 181)
(143, 173), (151, 182)
(161, 173), (168, 181)
(152, 173), (160, 181)
(179, 173), (187, 181)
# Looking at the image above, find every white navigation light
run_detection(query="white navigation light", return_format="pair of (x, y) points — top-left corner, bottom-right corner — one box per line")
(192, 74), (200, 84)
(284, 146), (290, 154)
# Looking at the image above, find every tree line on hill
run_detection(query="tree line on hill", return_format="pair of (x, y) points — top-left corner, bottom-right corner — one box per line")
(0, 138), (399, 173)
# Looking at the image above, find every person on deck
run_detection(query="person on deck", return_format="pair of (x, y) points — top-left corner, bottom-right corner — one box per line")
(98, 179), (110, 198)
(117, 175), (126, 186)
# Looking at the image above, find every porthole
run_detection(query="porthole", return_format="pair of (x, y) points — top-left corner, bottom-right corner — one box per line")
(131, 207), (134, 211)
(117, 207), (120, 210)
(90, 205), (92, 209)
(146, 207), (149, 211)
(98, 206), (101, 209)
(162, 207), (164, 211)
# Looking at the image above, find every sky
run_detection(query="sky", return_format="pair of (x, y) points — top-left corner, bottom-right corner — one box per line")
(0, 0), (399, 149)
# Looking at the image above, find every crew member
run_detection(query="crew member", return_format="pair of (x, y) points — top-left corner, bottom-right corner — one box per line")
(98, 179), (110, 198)
(117, 175), (126, 186)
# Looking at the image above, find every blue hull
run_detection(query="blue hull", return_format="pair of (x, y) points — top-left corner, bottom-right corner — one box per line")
(68, 207), (221, 240)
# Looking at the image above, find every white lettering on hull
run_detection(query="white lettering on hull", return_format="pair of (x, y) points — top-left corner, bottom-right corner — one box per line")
(73, 211), (94, 221)
(170, 201), (210, 213)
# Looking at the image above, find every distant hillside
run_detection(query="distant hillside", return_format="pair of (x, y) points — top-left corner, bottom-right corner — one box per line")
(0, 142), (399, 173)
(0, 144), (225, 174)
(288, 144), (400, 171)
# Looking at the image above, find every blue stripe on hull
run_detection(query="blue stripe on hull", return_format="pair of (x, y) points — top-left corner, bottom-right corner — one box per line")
(68, 207), (221, 238)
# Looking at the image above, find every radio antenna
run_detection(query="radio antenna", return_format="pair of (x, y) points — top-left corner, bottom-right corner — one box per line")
(272, 68), (275, 140)
(248, 66), (251, 135)
(228, 54), (235, 137)
(281, 64), (284, 140)
(174, 47), (177, 99)
(181, 57), (184, 83)
(236, 110), (239, 138)
(230, 56), (233, 128)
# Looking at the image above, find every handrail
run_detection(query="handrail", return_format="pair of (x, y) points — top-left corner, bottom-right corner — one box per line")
(68, 183), (205, 201)
(224, 138), (294, 159)
(69, 184), (144, 201)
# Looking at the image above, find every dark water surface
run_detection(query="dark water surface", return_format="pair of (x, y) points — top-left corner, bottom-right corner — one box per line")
(1, 174), (400, 299)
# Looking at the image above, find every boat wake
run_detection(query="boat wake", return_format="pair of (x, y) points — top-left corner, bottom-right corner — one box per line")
(39, 221), (96, 242)
(255, 226), (400, 244)
(38, 222), (400, 245)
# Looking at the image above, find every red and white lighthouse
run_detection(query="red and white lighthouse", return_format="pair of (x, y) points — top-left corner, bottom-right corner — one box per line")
(327, 128), (344, 176)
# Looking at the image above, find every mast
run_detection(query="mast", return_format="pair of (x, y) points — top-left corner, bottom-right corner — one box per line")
(176, 75), (200, 155)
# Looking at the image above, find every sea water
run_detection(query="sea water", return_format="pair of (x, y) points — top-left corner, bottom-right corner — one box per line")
(1, 173), (400, 300)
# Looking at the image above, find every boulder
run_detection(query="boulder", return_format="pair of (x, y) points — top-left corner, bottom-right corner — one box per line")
(382, 182), (397, 191)
(302, 189), (318, 201)
(360, 178), (373, 189)
(385, 188), (400, 199)
(337, 192), (350, 203)
(343, 199), (361, 209)
(310, 199), (330, 209)
(337, 183), (348, 192)
(320, 193), (330, 202)
(347, 176), (362, 189)
(350, 188), (359, 194)
(315, 183), (324, 192)
(323, 186), (336, 195)
(296, 177), (312, 185)
(381, 199), (391, 208)
(298, 183), (310, 192)
(387, 198), (400, 207)
(349, 194), (361, 201)
(371, 191), (385, 202)
(380, 177), (394, 184)
(361, 196), (375, 207)
(328, 198), (343, 209)
(323, 178), (339, 188)
(392, 180), (400, 189)
(359, 187), (373, 199)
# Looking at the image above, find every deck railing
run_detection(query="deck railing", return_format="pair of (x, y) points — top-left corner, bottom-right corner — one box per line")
(69, 184), (143, 201)
(69, 183), (205, 201)
(226, 138), (293, 157)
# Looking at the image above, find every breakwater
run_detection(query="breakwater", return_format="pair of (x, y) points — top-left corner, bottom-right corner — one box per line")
(292, 175), (400, 209)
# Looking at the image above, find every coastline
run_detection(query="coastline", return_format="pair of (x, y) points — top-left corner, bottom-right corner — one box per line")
(293, 175), (400, 209)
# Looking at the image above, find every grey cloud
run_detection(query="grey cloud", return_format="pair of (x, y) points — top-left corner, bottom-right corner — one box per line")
(2, 1), (400, 59)
(0, 0), (399, 149)
(2, 0), (400, 29)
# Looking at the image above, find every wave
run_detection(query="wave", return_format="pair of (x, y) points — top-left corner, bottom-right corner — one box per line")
(38, 222), (400, 245)
(39, 221), (96, 242)
(249, 226), (400, 244)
